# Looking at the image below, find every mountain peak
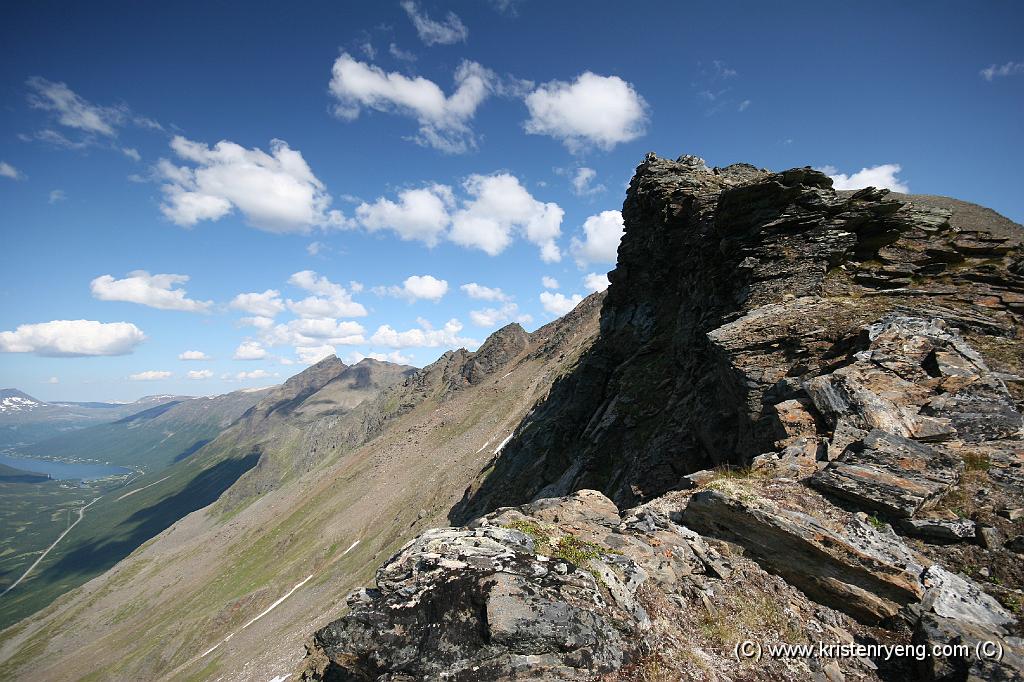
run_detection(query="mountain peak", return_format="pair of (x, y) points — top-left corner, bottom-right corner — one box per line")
(0, 388), (44, 412)
(458, 322), (530, 386)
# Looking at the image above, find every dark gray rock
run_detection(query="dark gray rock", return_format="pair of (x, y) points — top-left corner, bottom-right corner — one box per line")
(897, 517), (977, 544)
(453, 151), (1024, 526)
(1005, 535), (1024, 554)
(301, 524), (629, 681)
(978, 525), (1006, 551)
(913, 613), (1024, 682)
(298, 491), (668, 681)
(811, 430), (964, 518)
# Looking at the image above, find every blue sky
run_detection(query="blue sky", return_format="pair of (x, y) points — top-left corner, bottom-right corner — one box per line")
(1, 1), (1022, 401)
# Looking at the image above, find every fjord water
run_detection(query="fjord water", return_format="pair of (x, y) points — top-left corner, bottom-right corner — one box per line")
(0, 454), (131, 481)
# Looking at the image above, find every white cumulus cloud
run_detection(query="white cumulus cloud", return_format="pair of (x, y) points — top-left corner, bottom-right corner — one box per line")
(0, 320), (145, 357)
(286, 270), (367, 318)
(401, 0), (468, 45)
(329, 53), (494, 153)
(179, 350), (211, 361)
(260, 318), (366, 350)
(461, 283), (509, 301)
(295, 345), (337, 365)
(819, 164), (909, 193)
(539, 291), (583, 316)
(356, 173), (562, 260)
(187, 369), (213, 380)
(233, 369), (275, 380)
(158, 136), (345, 232)
(570, 167), (606, 196)
(375, 274), (449, 302)
(233, 341), (268, 360)
(450, 173), (563, 261)
(345, 350), (413, 365)
(570, 210), (624, 266)
(370, 318), (476, 349)
(583, 272), (610, 292)
(240, 316), (276, 330)
(524, 73), (648, 152)
(356, 185), (453, 245)
(0, 161), (23, 180)
(91, 271), (212, 313)
(129, 370), (172, 381)
(469, 302), (527, 327)
(541, 276), (559, 289)
(231, 289), (286, 318)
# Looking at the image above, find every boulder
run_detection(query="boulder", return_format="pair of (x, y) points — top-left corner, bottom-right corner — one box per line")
(302, 523), (629, 681)
(772, 398), (820, 446)
(300, 490), (710, 681)
(920, 564), (1015, 630)
(810, 429), (963, 518)
(803, 315), (1022, 447)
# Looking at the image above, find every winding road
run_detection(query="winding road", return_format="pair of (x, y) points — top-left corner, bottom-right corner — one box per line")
(1, 495), (100, 597)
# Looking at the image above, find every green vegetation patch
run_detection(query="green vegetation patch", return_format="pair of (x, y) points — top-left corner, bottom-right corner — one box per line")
(503, 518), (613, 571)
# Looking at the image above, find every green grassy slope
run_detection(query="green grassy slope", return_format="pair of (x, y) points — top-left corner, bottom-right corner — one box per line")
(0, 440), (259, 629)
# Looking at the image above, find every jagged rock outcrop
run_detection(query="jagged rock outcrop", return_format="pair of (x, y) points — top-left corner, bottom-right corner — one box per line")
(453, 152), (1023, 520)
(303, 152), (1024, 681)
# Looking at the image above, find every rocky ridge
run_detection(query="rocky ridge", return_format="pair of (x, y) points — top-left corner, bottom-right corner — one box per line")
(302, 154), (1024, 681)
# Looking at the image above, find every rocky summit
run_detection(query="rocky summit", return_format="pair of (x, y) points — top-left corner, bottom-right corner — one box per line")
(301, 154), (1024, 681)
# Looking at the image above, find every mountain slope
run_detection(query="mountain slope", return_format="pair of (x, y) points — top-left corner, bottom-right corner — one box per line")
(0, 300), (603, 680)
(0, 360), (419, 631)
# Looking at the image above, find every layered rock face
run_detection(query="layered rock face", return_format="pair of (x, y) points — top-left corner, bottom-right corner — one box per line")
(453, 153), (1023, 519)
(299, 155), (1024, 681)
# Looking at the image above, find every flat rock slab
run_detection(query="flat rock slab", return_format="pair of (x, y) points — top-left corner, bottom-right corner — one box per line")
(920, 564), (1015, 630)
(810, 429), (963, 518)
(681, 488), (925, 623)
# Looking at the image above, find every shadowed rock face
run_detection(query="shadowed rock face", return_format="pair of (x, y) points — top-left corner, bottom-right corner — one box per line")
(453, 153), (1024, 522)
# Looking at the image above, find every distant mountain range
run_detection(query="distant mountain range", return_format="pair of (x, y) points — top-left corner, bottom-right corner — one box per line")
(0, 389), (187, 449)
(19, 387), (274, 471)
